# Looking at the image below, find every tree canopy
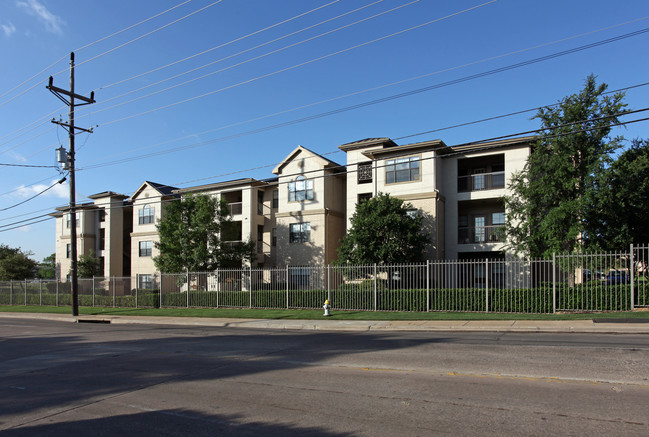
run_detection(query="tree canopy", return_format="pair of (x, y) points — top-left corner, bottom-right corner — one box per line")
(336, 193), (429, 265)
(78, 251), (102, 278)
(154, 194), (256, 273)
(504, 75), (627, 257)
(37, 253), (57, 279)
(585, 139), (649, 249)
(0, 244), (38, 280)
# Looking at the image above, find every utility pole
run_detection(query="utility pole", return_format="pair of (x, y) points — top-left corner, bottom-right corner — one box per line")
(47, 52), (95, 316)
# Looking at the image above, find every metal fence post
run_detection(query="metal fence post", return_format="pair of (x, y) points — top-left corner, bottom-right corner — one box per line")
(630, 243), (635, 311)
(552, 252), (557, 314)
(327, 264), (331, 302)
(135, 274), (139, 309)
(112, 276), (116, 308)
(10, 280), (13, 305)
(485, 259), (489, 313)
(373, 263), (377, 311)
(159, 273), (163, 309)
(186, 269), (190, 308)
(39, 279), (42, 306)
(286, 265), (289, 309)
(24, 279), (27, 305)
(92, 276), (96, 307)
(426, 260), (430, 312)
(56, 279), (59, 306)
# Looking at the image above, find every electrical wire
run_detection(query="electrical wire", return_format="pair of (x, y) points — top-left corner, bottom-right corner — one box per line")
(0, 0), (195, 106)
(0, 175), (67, 212)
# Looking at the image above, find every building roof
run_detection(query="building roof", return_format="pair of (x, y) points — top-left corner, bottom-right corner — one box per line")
(87, 191), (128, 200)
(174, 178), (272, 194)
(272, 145), (343, 175)
(439, 136), (536, 156)
(129, 181), (179, 202)
(361, 139), (447, 160)
(338, 137), (398, 152)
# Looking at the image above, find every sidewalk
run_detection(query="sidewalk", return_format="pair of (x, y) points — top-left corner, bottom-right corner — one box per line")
(2, 311), (649, 333)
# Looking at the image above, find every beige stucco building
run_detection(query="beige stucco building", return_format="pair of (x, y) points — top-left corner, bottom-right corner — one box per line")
(52, 136), (532, 281)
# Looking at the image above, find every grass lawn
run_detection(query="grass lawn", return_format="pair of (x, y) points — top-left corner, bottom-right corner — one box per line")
(1, 305), (649, 321)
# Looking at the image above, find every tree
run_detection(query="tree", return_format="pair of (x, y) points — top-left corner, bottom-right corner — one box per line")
(77, 251), (102, 278)
(336, 193), (429, 264)
(586, 139), (649, 249)
(0, 244), (38, 280)
(37, 253), (57, 279)
(154, 195), (257, 273)
(504, 75), (627, 257)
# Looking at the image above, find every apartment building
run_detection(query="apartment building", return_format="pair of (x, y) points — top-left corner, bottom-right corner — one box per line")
(51, 191), (131, 280)
(52, 136), (532, 280)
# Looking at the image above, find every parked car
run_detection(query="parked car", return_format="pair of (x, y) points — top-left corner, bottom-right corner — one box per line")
(606, 270), (629, 285)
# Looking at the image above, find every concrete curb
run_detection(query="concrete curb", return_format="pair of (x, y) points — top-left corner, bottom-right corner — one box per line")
(2, 311), (649, 333)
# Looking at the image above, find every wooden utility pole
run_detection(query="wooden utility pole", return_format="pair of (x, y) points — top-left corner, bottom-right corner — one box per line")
(47, 52), (95, 316)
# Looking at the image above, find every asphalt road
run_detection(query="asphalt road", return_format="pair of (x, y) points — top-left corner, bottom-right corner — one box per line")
(1, 318), (648, 436)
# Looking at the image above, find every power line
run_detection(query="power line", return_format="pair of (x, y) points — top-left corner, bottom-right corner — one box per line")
(0, 175), (67, 212)
(93, 0), (498, 127)
(0, 0), (195, 106)
(0, 162), (58, 168)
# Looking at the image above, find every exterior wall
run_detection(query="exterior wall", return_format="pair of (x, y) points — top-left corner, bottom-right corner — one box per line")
(130, 184), (166, 278)
(442, 146), (530, 259)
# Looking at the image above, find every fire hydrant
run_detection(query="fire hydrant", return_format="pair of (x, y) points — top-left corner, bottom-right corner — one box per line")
(323, 299), (331, 317)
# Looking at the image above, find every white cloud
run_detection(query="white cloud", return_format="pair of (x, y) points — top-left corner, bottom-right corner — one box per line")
(17, 225), (32, 233)
(2, 22), (16, 37)
(16, 0), (64, 35)
(16, 178), (68, 199)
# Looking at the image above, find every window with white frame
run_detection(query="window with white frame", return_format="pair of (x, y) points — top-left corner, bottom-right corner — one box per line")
(272, 189), (279, 209)
(139, 241), (152, 257)
(288, 177), (313, 201)
(289, 222), (310, 243)
(139, 205), (155, 224)
(66, 243), (71, 258)
(385, 156), (420, 184)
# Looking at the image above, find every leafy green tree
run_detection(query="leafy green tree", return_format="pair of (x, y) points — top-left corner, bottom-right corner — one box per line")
(37, 253), (57, 279)
(336, 193), (429, 264)
(586, 139), (649, 249)
(77, 251), (102, 278)
(0, 244), (38, 280)
(154, 195), (257, 273)
(505, 75), (627, 257)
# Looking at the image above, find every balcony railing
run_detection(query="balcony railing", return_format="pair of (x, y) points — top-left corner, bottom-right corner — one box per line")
(458, 171), (505, 192)
(228, 202), (242, 215)
(458, 225), (505, 244)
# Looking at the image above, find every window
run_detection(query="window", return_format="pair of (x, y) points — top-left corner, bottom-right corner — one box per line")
(139, 241), (152, 257)
(357, 162), (373, 184)
(99, 228), (105, 251)
(98, 209), (106, 223)
(474, 216), (486, 243)
(66, 212), (79, 228)
(66, 244), (71, 259)
(385, 156), (420, 184)
(492, 212), (506, 226)
(257, 225), (264, 253)
(473, 168), (486, 190)
(257, 190), (264, 215)
(272, 228), (277, 247)
(272, 189), (279, 209)
(290, 267), (311, 287)
(289, 222), (310, 243)
(139, 205), (154, 224)
(139, 274), (153, 290)
(288, 177), (313, 201)
(406, 209), (419, 219)
(357, 193), (372, 204)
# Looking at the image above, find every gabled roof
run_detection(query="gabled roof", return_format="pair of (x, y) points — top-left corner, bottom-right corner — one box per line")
(129, 181), (178, 202)
(272, 145), (343, 175)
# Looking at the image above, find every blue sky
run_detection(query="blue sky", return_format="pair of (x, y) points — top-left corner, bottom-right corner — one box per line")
(1, 0), (648, 262)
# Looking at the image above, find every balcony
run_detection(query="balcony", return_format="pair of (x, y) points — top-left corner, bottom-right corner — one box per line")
(458, 171), (505, 192)
(458, 225), (505, 244)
